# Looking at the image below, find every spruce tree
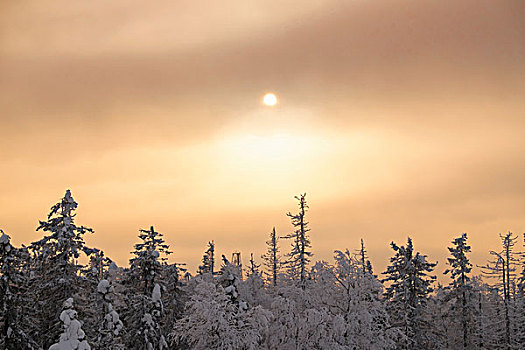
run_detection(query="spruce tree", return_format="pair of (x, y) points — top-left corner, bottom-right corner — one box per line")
(30, 190), (93, 349)
(124, 226), (171, 349)
(96, 278), (125, 349)
(444, 233), (476, 349)
(283, 193), (312, 288)
(382, 237), (437, 350)
(261, 227), (281, 286)
(49, 298), (91, 350)
(198, 241), (215, 276)
(129, 226), (171, 295)
(0, 230), (38, 349)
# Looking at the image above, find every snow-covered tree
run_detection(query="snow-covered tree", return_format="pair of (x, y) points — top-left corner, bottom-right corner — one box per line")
(124, 226), (171, 349)
(30, 190), (93, 349)
(129, 226), (171, 295)
(139, 284), (168, 350)
(96, 279), (124, 349)
(425, 285), (452, 349)
(515, 233), (525, 348)
(82, 247), (112, 283)
(198, 241), (215, 276)
(218, 255), (246, 308)
(444, 233), (477, 349)
(0, 229), (38, 349)
(49, 298), (91, 350)
(161, 262), (186, 336)
(79, 247), (115, 343)
(174, 278), (271, 349)
(267, 294), (348, 350)
(261, 227), (281, 286)
(480, 231), (520, 349)
(307, 249), (397, 349)
(283, 193), (312, 288)
(382, 237), (437, 350)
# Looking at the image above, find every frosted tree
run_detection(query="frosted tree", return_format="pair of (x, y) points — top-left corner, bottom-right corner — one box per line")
(425, 285), (452, 349)
(172, 277), (270, 350)
(307, 249), (397, 349)
(267, 295), (340, 350)
(261, 227), (281, 286)
(124, 226), (171, 349)
(161, 262), (186, 335)
(515, 234), (525, 348)
(0, 230), (38, 349)
(198, 241), (215, 275)
(124, 227), (172, 348)
(79, 247), (114, 342)
(30, 190), (93, 349)
(382, 237), (437, 350)
(96, 279), (124, 349)
(283, 193), (312, 288)
(443, 233), (477, 349)
(480, 231), (520, 349)
(219, 255), (246, 308)
(49, 298), (91, 350)
(139, 284), (168, 350)
(239, 253), (271, 308)
(128, 226), (171, 295)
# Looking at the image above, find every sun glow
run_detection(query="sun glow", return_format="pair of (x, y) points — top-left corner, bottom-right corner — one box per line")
(219, 133), (312, 163)
(262, 93), (278, 106)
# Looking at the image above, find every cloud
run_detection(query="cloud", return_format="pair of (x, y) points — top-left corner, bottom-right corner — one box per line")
(0, 0), (524, 273)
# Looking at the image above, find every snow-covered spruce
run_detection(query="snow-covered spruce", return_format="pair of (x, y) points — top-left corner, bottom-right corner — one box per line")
(128, 226), (172, 295)
(49, 298), (91, 350)
(198, 241), (216, 276)
(96, 279), (125, 349)
(261, 227), (281, 287)
(29, 190), (94, 349)
(123, 226), (171, 349)
(443, 233), (478, 349)
(0, 229), (38, 349)
(381, 237), (437, 350)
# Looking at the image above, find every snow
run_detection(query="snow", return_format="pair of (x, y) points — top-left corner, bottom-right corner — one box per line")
(104, 303), (124, 335)
(50, 298), (91, 350)
(142, 313), (153, 327)
(63, 298), (74, 309)
(152, 283), (162, 303)
(97, 279), (110, 294)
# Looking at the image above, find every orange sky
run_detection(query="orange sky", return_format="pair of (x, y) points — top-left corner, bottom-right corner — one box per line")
(1, 0), (525, 276)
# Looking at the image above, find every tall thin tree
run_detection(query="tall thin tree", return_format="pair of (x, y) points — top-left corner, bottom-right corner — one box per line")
(283, 193), (312, 288)
(261, 227), (280, 286)
(444, 233), (475, 349)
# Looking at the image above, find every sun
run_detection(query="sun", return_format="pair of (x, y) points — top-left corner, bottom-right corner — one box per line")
(262, 92), (278, 106)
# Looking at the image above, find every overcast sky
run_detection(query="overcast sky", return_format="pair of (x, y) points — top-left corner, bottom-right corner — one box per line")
(1, 0), (524, 275)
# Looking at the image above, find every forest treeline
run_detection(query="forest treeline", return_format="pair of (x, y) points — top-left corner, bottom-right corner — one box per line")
(1, 190), (525, 349)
